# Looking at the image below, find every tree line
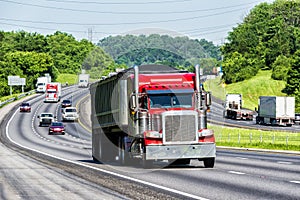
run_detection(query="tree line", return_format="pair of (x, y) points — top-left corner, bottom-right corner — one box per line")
(221, 0), (300, 110)
(0, 31), (221, 97)
(97, 34), (221, 73)
(0, 31), (114, 96)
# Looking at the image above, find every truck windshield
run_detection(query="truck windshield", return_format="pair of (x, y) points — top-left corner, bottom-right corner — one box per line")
(47, 90), (56, 93)
(41, 114), (53, 117)
(65, 108), (77, 112)
(149, 93), (193, 108)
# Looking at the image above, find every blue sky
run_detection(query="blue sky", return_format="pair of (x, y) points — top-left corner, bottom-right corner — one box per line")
(0, 0), (274, 45)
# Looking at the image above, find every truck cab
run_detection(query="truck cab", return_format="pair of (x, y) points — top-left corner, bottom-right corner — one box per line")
(44, 82), (61, 103)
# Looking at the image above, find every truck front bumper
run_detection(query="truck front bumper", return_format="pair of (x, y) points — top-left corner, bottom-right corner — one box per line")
(146, 143), (216, 160)
(44, 98), (59, 102)
(63, 116), (78, 121)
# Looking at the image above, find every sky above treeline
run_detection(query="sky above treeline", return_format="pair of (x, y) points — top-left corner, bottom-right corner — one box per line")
(0, 0), (274, 45)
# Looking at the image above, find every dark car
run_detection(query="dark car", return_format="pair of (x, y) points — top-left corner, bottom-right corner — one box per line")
(61, 99), (72, 108)
(20, 102), (31, 112)
(48, 122), (65, 135)
(295, 113), (300, 125)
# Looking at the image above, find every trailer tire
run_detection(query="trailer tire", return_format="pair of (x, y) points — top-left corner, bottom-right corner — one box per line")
(203, 157), (215, 168)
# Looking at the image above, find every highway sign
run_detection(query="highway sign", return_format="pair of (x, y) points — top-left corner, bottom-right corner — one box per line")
(8, 76), (26, 86)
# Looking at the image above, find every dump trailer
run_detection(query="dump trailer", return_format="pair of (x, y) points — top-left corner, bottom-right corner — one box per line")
(90, 64), (216, 168)
(256, 96), (295, 126)
(224, 94), (254, 120)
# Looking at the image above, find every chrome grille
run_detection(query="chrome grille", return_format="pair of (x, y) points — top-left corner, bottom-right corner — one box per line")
(162, 111), (198, 144)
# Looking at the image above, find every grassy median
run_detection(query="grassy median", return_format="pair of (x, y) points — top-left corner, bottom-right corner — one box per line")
(209, 124), (300, 151)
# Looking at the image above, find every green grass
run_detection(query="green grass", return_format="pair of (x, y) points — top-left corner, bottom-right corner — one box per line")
(56, 73), (79, 85)
(209, 124), (300, 151)
(0, 94), (18, 102)
(56, 73), (98, 85)
(205, 70), (286, 110)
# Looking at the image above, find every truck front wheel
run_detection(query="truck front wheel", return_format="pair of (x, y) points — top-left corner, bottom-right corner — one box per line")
(203, 157), (215, 168)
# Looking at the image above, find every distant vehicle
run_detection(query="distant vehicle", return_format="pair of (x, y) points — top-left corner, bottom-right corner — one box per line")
(62, 107), (79, 122)
(48, 122), (65, 135)
(20, 102), (31, 112)
(38, 113), (55, 127)
(224, 94), (253, 120)
(295, 113), (300, 125)
(256, 96), (295, 126)
(78, 74), (90, 88)
(61, 99), (72, 108)
(36, 76), (51, 93)
(44, 82), (62, 103)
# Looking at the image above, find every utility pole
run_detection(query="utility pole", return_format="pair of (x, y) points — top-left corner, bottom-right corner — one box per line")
(88, 28), (93, 42)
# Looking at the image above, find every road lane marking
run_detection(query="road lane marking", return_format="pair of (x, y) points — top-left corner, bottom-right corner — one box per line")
(228, 171), (245, 175)
(236, 157), (248, 160)
(76, 94), (92, 133)
(290, 181), (300, 184)
(277, 161), (292, 165)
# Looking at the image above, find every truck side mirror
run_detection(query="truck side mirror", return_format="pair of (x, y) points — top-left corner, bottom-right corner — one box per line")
(130, 95), (137, 110)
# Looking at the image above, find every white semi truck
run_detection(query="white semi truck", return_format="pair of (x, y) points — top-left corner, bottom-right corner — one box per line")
(36, 76), (51, 93)
(256, 96), (295, 126)
(224, 94), (254, 120)
(78, 74), (90, 88)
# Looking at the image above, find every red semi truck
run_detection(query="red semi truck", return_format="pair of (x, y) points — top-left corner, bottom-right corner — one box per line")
(44, 82), (61, 103)
(90, 64), (216, 168)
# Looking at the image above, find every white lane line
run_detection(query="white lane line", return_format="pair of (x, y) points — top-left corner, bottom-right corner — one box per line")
(290, 181), (300, 184)
(7, 109), (209, 200)
(236, 157), (248, 160)
(277, 161), (292, 165)
(228, 171), (246, 175)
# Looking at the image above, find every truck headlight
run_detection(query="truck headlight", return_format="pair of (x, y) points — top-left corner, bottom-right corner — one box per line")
(198, 129), (214, 137)
(145, 131), (162, 138)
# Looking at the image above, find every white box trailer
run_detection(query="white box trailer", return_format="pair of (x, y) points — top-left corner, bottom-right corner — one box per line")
(256, 96), (295, 126)
(78, 74), (89, 88)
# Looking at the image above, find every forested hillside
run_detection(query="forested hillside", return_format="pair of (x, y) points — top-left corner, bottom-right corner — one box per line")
(222, 0), (300, 111)
(97, 34), (221, 72)
(0, 31), (114, 96)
